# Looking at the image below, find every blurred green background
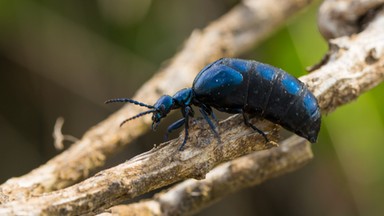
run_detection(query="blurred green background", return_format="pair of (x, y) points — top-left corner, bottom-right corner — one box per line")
(1, 0), (384, 215)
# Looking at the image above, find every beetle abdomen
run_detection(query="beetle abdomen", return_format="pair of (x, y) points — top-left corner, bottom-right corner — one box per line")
(247, 62), (321, 142)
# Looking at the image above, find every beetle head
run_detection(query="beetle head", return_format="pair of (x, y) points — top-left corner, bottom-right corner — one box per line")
(151, 95), (175, 130)
(105, 95), (176, 129)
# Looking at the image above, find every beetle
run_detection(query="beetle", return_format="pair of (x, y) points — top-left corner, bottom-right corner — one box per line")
(106, 58), (321, 150)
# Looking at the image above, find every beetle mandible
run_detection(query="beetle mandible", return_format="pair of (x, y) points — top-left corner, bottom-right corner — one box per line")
(106, 58), (321, 150)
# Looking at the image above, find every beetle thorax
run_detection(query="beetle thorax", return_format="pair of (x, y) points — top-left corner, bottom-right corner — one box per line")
(172, 88), (194, 107)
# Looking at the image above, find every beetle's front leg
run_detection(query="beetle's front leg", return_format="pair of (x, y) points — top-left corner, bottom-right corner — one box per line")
(179, 106), (193, 151)
(164, 118), (185, 141)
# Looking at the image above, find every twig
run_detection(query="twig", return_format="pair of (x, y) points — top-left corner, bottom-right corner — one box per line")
(104, 136), (312, 216)
(53, 117), (78, 150)
(318, 0), (384, 39)
(0, 0), (314, 204)
(302, 8), (384, 113)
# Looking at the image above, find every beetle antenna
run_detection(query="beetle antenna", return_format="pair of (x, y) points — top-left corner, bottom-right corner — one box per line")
(105, 98), (155, 109)
(120, 109), (156, 127)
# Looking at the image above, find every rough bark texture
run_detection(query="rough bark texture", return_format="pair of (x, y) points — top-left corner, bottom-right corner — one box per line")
(304, 8), (384, 113)
(1, 0), (384, 215)
(318, 0), (384, 39)
(0, 117), (279, 215)
(104, 136), (312, 216)
(0, 0), (314, 204)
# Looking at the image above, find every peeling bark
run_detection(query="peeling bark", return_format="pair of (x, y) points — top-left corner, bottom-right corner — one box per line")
(317, 0), (384, 39)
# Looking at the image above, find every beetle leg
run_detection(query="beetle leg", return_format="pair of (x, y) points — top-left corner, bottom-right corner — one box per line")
(164, 118), (185, 141)
(207, 106), (219, 123)
(210, 111), (219, 123)
(242, 112), (269, 142)
(201, 104), (219, 123)
(179, 106), (192, 151)
(199, 107), (220, 142)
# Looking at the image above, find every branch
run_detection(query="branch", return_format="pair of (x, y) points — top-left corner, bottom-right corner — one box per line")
(105, 136), (312, 216)
(303, 8), (384, 112)
(318, 0), (384, 39)
(0, 0), (314, 204)
(0, 117), (280, 215)
(1, 5), (383, 214)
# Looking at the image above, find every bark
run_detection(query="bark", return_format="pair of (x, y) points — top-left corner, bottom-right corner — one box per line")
(0, 117), (279, 215)
(105, 136), (312, 216)
(318, 0), (384, 39)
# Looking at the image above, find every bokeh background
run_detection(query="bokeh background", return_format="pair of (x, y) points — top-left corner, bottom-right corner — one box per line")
(1, 0), (384, 215)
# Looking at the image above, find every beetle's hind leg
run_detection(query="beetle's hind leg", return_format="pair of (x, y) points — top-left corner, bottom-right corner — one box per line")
(242, 112), (269, 142)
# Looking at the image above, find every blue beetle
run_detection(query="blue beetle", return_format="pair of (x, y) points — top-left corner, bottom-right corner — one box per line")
(106, 58), (321, 150)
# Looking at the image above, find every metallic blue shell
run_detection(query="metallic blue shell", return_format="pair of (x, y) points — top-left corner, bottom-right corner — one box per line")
(192, 58), (321, 143)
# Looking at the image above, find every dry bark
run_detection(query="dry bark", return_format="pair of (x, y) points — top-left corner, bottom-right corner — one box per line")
(0, 117), (279, 215)
(318, 0), (384, 39)
(105, 136), (312, 216)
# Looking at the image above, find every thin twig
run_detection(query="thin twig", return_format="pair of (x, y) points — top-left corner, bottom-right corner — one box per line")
(53, 117), (78, 150)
